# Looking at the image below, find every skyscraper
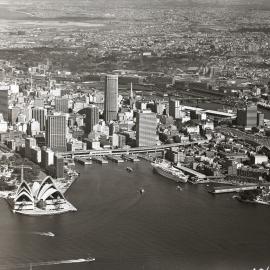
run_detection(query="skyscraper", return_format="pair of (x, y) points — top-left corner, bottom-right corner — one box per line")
(0, 88), (9, 121)
(32, 107), (47, 131)
(136, 112), (157, 147)
(55, 97), (69, 113)
(237, 104), (259, 129)
(245, 104), (257, 128)
(169, 99), (181, 119)
(79, 106), (99, 134)
(104, 75), (118, 122)
(46, 114), (67, 152)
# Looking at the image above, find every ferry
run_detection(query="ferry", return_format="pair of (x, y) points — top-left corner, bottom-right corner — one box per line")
(126, 167), (133, 173)
(152, 160), (188, 183)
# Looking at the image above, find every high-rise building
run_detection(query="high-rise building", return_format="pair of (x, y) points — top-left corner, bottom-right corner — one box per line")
(25, 137), (37, 159)
(54, 154), (64, 179)
(257, 112), (264, 127)
(104, 75), (118, 122)
(32, 107), (47, 131)
(46, 114), (67, 152)
(237, 104), (260, 129)
(55, 97), (69, 113)
(136, 112), (157, 147)
(169, 99), (181, 119)
(79, 106), (99, 134)
(0, 89), (9, 121)
(246, 105), (257, 128)
(41, 147), (54, 169)
(8, 107), (21, 124)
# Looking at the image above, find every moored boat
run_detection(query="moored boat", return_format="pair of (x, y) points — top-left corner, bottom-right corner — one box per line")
(152, 160), (188, 183)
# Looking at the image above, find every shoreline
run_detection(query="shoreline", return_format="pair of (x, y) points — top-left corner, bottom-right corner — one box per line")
(234, 196), (270, 206)
(3, 168), (80, 216)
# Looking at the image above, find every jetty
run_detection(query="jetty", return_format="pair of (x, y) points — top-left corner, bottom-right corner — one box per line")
(92, 156), (108, 164)
(122, 154), (140, 162)
(74, 157), (92, 165)
(106, 155), (124, 163)
(208, 185), (258, 194)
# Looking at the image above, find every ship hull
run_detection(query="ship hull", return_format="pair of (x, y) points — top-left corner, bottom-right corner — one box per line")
(153, 166), (188, 183)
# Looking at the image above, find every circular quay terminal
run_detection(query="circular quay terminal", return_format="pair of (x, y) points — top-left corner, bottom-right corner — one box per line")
(0, 0), (270, 269)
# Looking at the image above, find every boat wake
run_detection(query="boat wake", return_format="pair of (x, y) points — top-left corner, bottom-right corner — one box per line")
(31, 231), (55, 237)
(0, 257), (95, 269)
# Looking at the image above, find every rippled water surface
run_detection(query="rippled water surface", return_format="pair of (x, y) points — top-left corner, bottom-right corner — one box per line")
(0, 161), (269, 270)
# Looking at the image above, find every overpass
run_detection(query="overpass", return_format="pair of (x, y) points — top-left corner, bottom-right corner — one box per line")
(59, 140), (209, 158)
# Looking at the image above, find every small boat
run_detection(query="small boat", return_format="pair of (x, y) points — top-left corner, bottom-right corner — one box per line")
(126, 167), (133, 173)
(176, 185), (182, 191)
(139, 188), (145, 194)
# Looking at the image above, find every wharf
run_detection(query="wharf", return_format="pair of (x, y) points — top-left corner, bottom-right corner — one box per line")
(74, 157), (92, 165)
(208, 185), (258, 194)
(137, 154), (154, 162)
(107, 155), (124, 163)
(92, 156), (108, 164)
(176, 164), (207, 180)
(122, 154), (140, 162)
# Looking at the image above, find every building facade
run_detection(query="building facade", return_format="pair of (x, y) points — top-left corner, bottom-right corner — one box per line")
(55, 97), (69, 113)
(104, 75), (118, 122)
(136, 112), (157, 147)
(46, 115), (67, 152)
(0, 89), (9, 121)
(32, 107), (47, 131)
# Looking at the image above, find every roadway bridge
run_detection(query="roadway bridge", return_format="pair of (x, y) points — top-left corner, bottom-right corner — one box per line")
(59, 140), (209, 159)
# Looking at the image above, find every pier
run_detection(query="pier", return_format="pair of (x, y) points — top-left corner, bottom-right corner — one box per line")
(74, 157), (93, 165)
(122, 154), (140, 162)
(208, 185), (258, 194)
(106, 155), (124, 163)
(175, 164), (207, 180)
(92, 156), (108, 164)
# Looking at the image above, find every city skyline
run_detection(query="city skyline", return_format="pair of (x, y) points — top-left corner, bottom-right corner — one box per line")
(0, 1), (269, 269)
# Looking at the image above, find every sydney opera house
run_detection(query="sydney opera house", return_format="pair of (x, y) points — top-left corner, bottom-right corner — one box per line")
(11, 176), (76, 215)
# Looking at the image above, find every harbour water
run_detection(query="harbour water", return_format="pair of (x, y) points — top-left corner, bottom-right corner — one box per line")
(0, 161), (270, 269)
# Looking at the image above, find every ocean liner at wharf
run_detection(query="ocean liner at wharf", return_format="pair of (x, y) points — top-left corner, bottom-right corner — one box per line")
(152, 160), (188, 183)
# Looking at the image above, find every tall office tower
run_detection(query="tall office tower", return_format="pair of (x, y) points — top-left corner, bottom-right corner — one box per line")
(154, 102), (165, 115)
(136, 112), (157, 147)
(79, 106), (99, 134)
(25, 137), (37, 159)
(32, 107), (47, 131)
(0, 88), (9, 121)
(245, 104), (257, 128)
(237, 104), (259, 129)
(8, 107), (21, 124)
(55, 97), (69, 113)
(104, 75), (118, 122)
(54, 154), (64, 179)
(129, 82), (135, 108)
(46, 114), (67, 152)
(169, 99), (181, 119)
